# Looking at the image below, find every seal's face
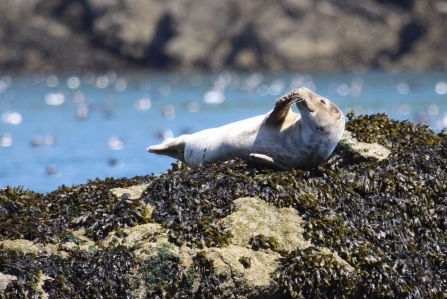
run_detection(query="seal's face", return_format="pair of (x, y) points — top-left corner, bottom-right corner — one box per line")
(295, 87), (345, 143)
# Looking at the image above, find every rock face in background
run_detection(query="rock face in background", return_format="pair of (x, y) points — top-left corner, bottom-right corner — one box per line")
(0, 0), (447, 73)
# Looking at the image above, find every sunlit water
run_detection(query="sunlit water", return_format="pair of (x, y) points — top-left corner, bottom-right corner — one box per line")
(1, 71), (446, 193)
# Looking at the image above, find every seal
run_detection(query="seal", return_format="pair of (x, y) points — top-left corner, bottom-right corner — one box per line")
(148, 87), (345, 170)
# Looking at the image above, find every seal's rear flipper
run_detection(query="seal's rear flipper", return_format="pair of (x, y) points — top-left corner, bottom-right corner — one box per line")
(147, 136), (187, 162)
(250, 153), (290, 170)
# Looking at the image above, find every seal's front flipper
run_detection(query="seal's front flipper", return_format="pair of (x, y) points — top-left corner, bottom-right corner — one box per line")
(147, 136), (188, 162)
(266, 90), (302, 125)
(250, 153), (290, 170)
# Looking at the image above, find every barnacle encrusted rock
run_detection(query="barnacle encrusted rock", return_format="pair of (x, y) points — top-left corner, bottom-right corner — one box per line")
(199, 245), (281, 298)
(339, 130), (390, 161)
(111, 183), (151, 200)
(0, 270), (52, 298)
(0, 272), (17, 294)
(0, 239), (59, 255)
(1, 113), (446, 298)
(194, 197), (354, 298)
(220, 197), (311, 251)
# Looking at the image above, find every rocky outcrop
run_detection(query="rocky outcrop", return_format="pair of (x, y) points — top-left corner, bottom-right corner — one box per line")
(1, 0), (447, 73)
(0, 190), (352, 299)
(1, 113), (446, 298)
(339, 130), (391, 162)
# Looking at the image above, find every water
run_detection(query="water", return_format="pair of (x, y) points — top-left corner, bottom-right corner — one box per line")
(1, 71), (446, 193)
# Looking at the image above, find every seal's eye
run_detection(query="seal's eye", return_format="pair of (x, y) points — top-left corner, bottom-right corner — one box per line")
(320, 100), (326, 106)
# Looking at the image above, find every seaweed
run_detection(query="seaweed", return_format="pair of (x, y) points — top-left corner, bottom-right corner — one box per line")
(0, 187), (55, 243)
(48, 176), (154, 241)
(249, 234), (280, 251)
(139, 112), (447, 298)
(0, 249), (43, 298)
(140, 161), (257, 248)
(345, 111), (442, 150)
(275, 246), (357, 299)
(238, 256), (251, 269)
(137, 247), (180, 290)
(193, 251), (223, 298)
(0, 175), (153, 243)
(136, 250), (224, 299)
(1, 246), (139, 298)
(2, 112), (447, 298)
(270, 113), (447, 298)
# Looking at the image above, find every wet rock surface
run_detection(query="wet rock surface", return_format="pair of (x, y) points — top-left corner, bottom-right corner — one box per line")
(1, 112), (447, 298)
(1, 0), (447, 73)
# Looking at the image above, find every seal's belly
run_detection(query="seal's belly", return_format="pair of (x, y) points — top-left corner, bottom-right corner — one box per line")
(184, 115), (264, 167)
(183, 129), (229, 166)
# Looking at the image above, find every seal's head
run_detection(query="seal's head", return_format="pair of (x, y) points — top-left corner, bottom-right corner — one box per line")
(293, 87), (345, 160)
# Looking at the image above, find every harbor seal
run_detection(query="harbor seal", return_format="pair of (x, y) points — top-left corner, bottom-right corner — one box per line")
(148, 87), (345, 170)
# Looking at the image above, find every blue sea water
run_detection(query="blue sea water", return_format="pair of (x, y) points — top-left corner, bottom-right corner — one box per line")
(0, 71), (446, 193)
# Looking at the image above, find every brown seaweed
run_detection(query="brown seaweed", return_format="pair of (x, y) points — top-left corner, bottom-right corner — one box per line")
(1, 112), (447, 298)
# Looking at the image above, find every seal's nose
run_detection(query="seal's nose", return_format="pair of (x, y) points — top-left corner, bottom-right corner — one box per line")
(296, 87), (314, 98)
(292, 87), (311, 103)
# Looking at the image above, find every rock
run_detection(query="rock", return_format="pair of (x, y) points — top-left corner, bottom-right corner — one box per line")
(0, 269), (52, 298)
(199, 245), (282, 298)
(0, 272), (17, 295)
(0, 0), (131, 73)
(0, 0), (447, 72)
(0, 182), (353, 298)
(220, 197), (310, 251)
(339, 130), (391, 161)
(110, 183), (151, 200)
(0, 113), (446, 298)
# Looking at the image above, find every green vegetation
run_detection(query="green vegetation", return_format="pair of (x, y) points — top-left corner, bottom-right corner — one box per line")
(137, 247), (182, 293)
